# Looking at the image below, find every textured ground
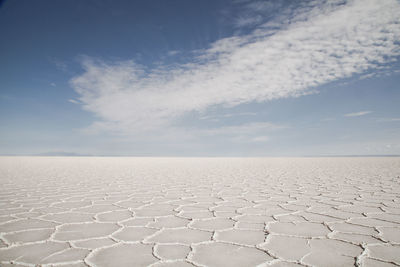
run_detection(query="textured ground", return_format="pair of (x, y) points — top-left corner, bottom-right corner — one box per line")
(0, 157), (399, 267)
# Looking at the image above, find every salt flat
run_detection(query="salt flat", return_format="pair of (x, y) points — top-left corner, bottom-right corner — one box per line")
(0, 157), (399, 267)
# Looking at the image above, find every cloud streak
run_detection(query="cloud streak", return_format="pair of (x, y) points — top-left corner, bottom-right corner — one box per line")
(344, 111), (373, 117)
(71, 0), (400, 134)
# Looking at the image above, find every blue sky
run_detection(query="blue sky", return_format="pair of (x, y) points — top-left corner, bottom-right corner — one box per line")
(0, 0), (399, 156)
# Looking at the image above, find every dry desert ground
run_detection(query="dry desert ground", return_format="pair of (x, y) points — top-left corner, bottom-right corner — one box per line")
(0, 157), (400, 267)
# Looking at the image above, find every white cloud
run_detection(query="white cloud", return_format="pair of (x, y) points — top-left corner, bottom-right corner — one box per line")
(71, 0), (400, 135)
(344, 111), (373, 117)
(68, 99), (80, 104)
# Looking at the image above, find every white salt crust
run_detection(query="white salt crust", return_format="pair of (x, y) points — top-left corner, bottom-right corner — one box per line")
(0, 157), (399, 266)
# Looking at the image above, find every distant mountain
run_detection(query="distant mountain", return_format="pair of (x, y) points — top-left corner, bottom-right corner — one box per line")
(33, 151), (93, 157)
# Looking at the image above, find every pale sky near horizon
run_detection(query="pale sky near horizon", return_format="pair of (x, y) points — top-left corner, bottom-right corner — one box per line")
(0, 0), (400, 156)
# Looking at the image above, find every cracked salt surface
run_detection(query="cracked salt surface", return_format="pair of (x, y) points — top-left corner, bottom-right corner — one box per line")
(0, 157), (399, 266)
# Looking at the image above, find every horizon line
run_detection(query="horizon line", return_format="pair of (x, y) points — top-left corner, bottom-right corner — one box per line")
(1, 154), (400, 158)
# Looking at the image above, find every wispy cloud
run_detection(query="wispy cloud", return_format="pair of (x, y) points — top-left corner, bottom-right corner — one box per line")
(232, 1), (284, 29)
(377, 117), (400, 122)
(344, 111), (373, 117)
(199, 112), (257, 121)
(50, 57), (69, 72)
(235, 15), (263, 28)
(198, 122), (282, 144)
(167, 50), (180, 56)
(68, 99), (80, 104)
(250, 135), (270, 143)
(200, 122), (284, 136)
(71, 0), (400, 135)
